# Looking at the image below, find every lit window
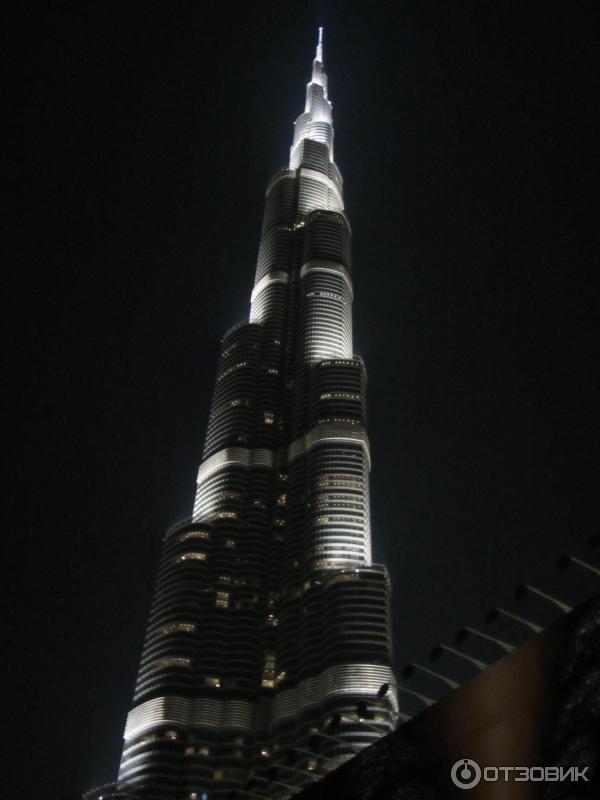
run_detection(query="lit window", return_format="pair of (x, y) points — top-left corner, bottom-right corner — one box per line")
(261, 651), (276, 687)
(177, 552), (207, 562)
(160, 622), (196, 635)
(184, 746), (195, 756)
(158, 657), (191, 668)
(319, 391), (359, 401)
(225, 539), (236, 549)
(205, 676), (221, 688)
(216, 490), (242, 501)
(198, 746), (210, 757)
(164, 730), (178, 740)
(264, 411), (275, 425)
(327, 573), (361, 586)
(179, 530), (210, 542)
(215, 591), (229, 609)
(210, 397), (251, 419)
(217, 361), (248, 382)
(277, 493), (287, 507)
(213, 769), (224, 781)
(260, 747), (271, 758)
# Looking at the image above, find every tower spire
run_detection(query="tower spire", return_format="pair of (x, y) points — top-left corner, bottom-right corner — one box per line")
(290, 25), (332, 165)
(316, 26), (324, 63)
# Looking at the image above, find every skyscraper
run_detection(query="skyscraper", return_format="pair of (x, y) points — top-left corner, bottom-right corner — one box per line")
(91, 29), (398, 800)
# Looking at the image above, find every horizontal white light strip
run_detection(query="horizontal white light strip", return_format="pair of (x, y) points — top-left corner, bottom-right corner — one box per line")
(196, 447), (274, 485)
(123, 662), (398, 741)
(299, 167), (343, 209)
(220, 319), (263, 344)
(250, 270), (290, 304)
(288, 422), (371, 468)
(265, 168), (295, 195)
(272, 663), (398, 723)
(300, 260), (353, 295)
(124, 696), (254, 740)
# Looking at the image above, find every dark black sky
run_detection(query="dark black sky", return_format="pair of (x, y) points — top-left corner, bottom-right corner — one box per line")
(8, 1), (600, 797)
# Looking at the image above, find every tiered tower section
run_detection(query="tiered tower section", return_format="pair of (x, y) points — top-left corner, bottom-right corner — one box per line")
(115, 29), (398, 800)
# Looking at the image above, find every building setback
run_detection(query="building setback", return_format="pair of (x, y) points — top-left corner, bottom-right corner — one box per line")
(87, 29), (398, 800)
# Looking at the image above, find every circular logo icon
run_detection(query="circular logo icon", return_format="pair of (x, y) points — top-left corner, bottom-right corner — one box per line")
(451, 758), (482, 790)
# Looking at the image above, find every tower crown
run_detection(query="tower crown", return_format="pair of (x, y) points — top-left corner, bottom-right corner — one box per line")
(290, 27), (334, 167)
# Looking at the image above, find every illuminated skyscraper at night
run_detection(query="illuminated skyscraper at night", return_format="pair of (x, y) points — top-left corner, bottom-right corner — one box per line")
(87, 29), (398, 800)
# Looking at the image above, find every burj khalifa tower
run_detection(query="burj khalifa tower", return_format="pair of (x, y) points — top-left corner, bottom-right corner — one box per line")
(87, 29), (398, 800)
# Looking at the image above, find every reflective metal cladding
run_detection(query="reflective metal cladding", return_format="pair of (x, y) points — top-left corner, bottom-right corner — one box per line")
(99, 29), (398, 800)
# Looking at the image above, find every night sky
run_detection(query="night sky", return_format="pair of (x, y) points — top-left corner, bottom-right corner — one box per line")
(9, 1), (599, 797)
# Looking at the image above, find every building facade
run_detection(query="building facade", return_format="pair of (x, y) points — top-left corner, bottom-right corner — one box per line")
(99, 30), (397, 800)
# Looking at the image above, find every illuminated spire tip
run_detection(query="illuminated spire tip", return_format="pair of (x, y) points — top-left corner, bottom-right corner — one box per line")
(316, 26), (324, 63)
